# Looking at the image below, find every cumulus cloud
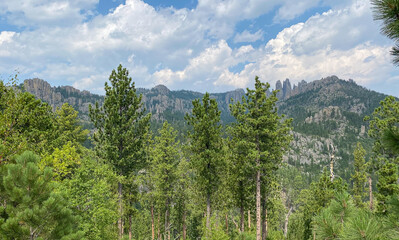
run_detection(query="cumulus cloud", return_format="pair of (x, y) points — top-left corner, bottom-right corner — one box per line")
(234, 30), (263, 43)
(0, 0), (397, 96)
(0, 0), (98, 27)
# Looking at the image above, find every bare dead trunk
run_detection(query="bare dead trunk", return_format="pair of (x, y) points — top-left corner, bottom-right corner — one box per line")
(206, 193), (211, 231)
(256, 168), (261, 240)
(369, 176), (373, 210)
(284, 207), (293, 237)
(129, 214), (132, 240)
(118, 181), (123, 239)
(248, 210), (251, 229)
(151, 205), (155, 240)
(240, 204), (245, 233)
(183, 211), (187, 240)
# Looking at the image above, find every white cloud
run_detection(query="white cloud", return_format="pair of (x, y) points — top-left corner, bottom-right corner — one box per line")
(234, 30), (263, 43)
(0, 0), (98, 27)
(0, 0), (397, 96)
(274, 0), (321, 22)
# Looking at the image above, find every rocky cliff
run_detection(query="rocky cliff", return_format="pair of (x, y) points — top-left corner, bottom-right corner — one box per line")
(22, 76), (389, 182)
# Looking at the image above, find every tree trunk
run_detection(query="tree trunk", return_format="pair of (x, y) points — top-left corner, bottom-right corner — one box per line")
(129, 214), (132, 240)
(256, 168), (261, 240)
(262, 207), (268, 240)
(118, 181), (123, 239)
(183, 211), (187, 240)
(158, 212), (161, 240)
(240, 204), (245, 233)
(284, 207), (293, 237)
(206, 193), (211, 231)
(151, 205), (155, 240)
(369, 176), (373, 210)
(248, 210), (251, 229)
(165, 199), (170, 240)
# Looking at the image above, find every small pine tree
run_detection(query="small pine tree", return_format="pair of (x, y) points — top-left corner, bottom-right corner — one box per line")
(0, 151), (83, 239)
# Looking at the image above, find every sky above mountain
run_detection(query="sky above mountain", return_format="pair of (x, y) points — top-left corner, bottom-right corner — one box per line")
(0, 0), (399, 96)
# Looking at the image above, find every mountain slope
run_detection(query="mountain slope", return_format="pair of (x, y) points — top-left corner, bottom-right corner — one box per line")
(22, 76), (390, 182)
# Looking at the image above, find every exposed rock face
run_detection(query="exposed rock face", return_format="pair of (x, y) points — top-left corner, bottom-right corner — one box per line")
(24, 79), (103, 119)
(276, 80), (283, 99)
(23, 78), (245, 123)
(283, 78), (292, 99)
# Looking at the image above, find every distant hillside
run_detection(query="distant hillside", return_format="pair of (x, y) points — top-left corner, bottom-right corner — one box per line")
(23, 76), (390, 182)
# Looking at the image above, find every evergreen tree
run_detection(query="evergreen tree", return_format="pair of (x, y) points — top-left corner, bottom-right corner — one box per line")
(53, 103), (89, 149)
(226, 119), (255, 233)
(371, 0), (399, 65)
(151, 121), (180, 240)
(229, 76), (292, 240)
(365, 96), (399, 213)
(0, 151), (83, 239)
(351, 142), (367, 208)
(185, 92), (223, 233)
(89, 64), (151, 238)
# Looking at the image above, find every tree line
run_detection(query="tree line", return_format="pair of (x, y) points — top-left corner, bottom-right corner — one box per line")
(1, 64), (399, 240)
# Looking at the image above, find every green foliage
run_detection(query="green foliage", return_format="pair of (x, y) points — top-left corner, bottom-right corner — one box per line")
(289, 168), (347, 239)
(61, 154), (119, 240)
(40, 142), (81, 181)
(201, 216), (229, 240)
(0, 80), (54, 160)
(382, 128), (399, 154)
(0, 151), (83, 239)
(365, 96), (399, 213)
(185, 92), (223, 228)
(53, 103), (89, 149)
(89, 64), (151, 175)
(340, 210), (387, 240)
(351, 142), (367, 208)
(376, 161), (399, 213)
(371, 0), (399, 65)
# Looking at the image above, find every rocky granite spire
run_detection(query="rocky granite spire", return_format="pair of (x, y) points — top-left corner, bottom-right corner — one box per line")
(283, 78), (292, 99)
(276, 80), (283, 99)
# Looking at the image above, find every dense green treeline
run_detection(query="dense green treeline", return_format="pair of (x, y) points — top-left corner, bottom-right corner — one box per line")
(1, 65), (399, 240)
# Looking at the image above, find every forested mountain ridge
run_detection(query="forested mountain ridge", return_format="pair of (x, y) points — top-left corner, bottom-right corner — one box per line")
(23, 76), (388, 182)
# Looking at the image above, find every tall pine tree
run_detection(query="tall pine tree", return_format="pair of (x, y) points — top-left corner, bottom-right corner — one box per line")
(89, 64), (151, 238)
(185, 92), (222, 234)
(230, 77), (291, 240)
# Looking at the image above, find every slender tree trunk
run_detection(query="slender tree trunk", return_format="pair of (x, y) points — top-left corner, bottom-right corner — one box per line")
(183, 211), (187, 240)
(151, 205), (155, 240)
(262, 207), (268, 240)
(248, 210), (251, 229)
(165, 199), (170, 240)
(284, 207), (293, 237)
(240, 203), (245, 233)
(369, 176), (373, 210)
(158, 212), (161, 240)
(206, 193), (211, 231)
(129, 214), (132, 240)
(256, 168), (261, 240)
(118, 181), (123, 239)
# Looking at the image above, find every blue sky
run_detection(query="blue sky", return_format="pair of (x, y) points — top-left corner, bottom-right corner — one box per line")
(0, 0), (398, 96)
